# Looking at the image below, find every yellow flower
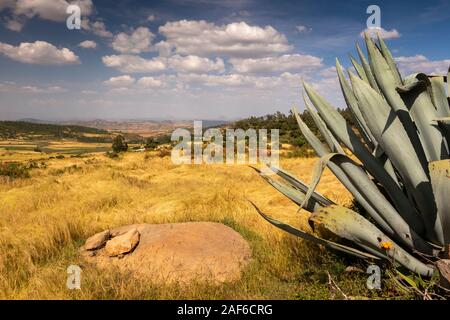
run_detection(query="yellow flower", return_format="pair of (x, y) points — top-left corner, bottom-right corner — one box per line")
(380, 241), (393, 250)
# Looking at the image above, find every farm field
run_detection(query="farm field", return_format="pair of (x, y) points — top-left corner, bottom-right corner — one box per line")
(0, 145), (408, 300)
(0, 140), (112, 156)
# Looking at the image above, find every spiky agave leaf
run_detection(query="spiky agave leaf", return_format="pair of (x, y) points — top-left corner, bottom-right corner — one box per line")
(349, 55), (369, 84)
(302, 94), (345, 154)
(350, 72), (443, 245)
(295, 151), (435, 254)
(397, 73), (448, 161)
(310, 205), (435, 277)
(377, 33), (403, 85)
(364, 34), (429, 169)
(303, 81), (422, 226)
(249, 201), (380, 260)
(251, 167), (324, 212)
(264, 165), (334, 207)
(356, 42), (380, 93)
(336, 58), (376, 149)
(429, 76), (450, 118)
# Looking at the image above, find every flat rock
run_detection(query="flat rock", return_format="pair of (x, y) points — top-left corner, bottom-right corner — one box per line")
(105, 228), (140, 256)
(85, 230), (110, 250)
(80, 222), (252, 284)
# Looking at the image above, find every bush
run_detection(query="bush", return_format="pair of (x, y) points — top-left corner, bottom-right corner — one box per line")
(0, 162), (30, 178)
(112, 135), (128, 153)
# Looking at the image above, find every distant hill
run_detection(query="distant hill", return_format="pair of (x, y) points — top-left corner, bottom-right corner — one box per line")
(0, 121), (110, 141)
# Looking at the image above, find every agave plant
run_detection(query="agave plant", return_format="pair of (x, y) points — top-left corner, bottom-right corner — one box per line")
(253, 33), (450, 277)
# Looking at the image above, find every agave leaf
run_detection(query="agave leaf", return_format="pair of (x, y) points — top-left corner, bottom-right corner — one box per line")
(336, 58), (376, 149)
(257, 172), (322, 212)
(350, 72), (443, 245)
(292, 107), (433, 246)
(364, 35), (429, 169)
(265, 165), (334, 207)
(429, 77), (450, 118)
(303, 94), (345, 154)
(429, 160), (450, 244)
(356, 42), (381, 93)
(249, 201), (380, 260)
(349, 55), (369, 83)
(310, 205), (435, 277)
(377, 34), (403, 85)
(303, 81), (421, 225)
(299, 152), (435, 254)
(292, 105), (329, 157)
(397, 74), (448, 161)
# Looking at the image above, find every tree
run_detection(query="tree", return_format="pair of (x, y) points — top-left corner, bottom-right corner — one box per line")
(112, 135), (128, 153)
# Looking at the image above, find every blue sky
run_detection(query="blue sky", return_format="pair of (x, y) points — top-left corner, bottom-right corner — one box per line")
(0, 0), (449, 120)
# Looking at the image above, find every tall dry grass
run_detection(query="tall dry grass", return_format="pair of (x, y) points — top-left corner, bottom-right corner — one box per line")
(0, 150), (357, 299)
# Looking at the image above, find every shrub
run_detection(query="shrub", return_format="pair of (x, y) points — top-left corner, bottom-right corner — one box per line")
(0, 162), (30, 178)
(112, 135), (128, 153)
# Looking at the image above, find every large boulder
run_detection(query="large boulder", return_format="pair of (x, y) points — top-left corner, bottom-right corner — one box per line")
(80, 222), (252, 284)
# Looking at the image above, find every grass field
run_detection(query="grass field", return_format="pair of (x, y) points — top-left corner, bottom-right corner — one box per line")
(0, 146), (410, 300)
(0, 140), (111, 155)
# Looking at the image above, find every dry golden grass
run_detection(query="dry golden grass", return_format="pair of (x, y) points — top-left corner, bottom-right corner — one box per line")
(0, 150), (362, 300)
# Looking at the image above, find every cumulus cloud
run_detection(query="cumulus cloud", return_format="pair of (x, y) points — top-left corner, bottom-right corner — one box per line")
(81, 19), (113, 38)
(230, 54), (323, 73)
(395, 55), (450, 75)
(158, 20), (292, 58)
(102, 54), (166, 73)
(1, 0), (94, 31)
(78, 40), (97, 49)
(112, 27), (155, 54)
(360, 27), (400, 40)
(137, 76), (163, 88)
(168, 55), (225, 73)
(178, 73), (281, 89)
(0, 40), (80, 65)
(103, 75), (135, 87)
(147, 14), (157, 22)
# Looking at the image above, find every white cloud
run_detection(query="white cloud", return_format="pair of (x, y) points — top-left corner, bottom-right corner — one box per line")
(168, 55), (225, 73)
(147, 14), (156, 22)
(0, 40), (80, 65)
(395, 55), (450, 75)
(158, 20), (292, 58)
(102, 54), (166, 73)
(112, 27), (155, 54)
(296, 25), (311, 33)
(78, 40), (97, 49)
(360, 27), (400, 40)
(4, 15), (25, 31)
(137, 76), (163, 88)
(0, 81), (66, 93)
(82, 20), (113, 38)
(230, 54), (323, 73)
(1, 0), (94, 31)
(178, 73), (280, 89)
(103, 75), (135, 87)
